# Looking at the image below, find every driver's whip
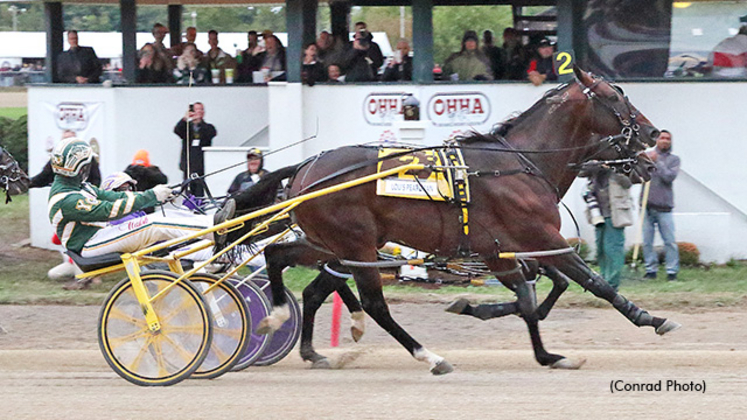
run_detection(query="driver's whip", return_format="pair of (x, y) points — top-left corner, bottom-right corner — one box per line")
(630, 181), (651, 270)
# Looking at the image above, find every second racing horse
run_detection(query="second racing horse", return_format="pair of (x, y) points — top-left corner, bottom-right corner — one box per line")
(0, 145), (30, 203)
(251, 67), (680, 374)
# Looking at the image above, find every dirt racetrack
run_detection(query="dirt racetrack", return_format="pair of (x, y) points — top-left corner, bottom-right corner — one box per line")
(1, 302), (745, 419)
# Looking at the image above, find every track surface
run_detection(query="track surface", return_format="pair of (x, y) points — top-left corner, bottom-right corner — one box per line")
(1, 303), (744, 419)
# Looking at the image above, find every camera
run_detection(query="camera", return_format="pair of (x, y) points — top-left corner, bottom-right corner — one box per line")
(583, 188), (605, 226)
(189, 104), (194, 112)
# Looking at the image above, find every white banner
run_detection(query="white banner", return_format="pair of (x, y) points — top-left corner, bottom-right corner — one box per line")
(42, 101), (105, 164)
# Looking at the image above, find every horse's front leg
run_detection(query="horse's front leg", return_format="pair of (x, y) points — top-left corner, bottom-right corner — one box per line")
(485, 258), (584, 369)
(548, 252), (681, 335)
(534, 265), (569, 320)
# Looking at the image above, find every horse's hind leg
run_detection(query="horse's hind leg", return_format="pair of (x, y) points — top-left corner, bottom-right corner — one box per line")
(300, 270), (343, 367)
(551, 253), (680, 335)
(349, 262), (453, 375)
(535, 265), (569, 320)
(324, 262), (365, 342)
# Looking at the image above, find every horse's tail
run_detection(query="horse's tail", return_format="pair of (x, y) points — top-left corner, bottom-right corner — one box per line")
(233, 164), (300, 212)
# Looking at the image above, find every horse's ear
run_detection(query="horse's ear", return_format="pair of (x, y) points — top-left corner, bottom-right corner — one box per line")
(573, 65), (594, 87)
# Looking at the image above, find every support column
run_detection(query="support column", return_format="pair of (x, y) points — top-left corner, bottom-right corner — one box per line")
(168, 5), (183, 49)
(412, 0), (433, 82)
(556, 0), (580, 82)
(330, 0), (350, 47)
(302, 0), (318, 46)
(44, 2), (63, 83)
(120, 0), (137, 83)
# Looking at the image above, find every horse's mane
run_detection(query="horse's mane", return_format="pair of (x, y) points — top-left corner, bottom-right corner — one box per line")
(459, 82), (572, 143)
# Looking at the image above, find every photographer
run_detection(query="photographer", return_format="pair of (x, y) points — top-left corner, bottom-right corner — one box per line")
(340, 29), (378, 82)
(580, 162), (634, 292)
(173, 102), (217, 197)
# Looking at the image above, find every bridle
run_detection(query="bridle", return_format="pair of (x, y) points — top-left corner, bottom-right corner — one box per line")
(577, 77), (650, 174)
(0, 146), (26, 203)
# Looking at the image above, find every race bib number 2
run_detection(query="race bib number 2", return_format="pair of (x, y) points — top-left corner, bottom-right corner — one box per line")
(553, 50), (575, 76)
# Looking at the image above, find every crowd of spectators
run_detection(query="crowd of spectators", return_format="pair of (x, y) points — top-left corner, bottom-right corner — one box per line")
(51, 22), (567, 86)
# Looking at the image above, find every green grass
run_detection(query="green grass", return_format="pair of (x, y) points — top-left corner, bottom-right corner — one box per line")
(1, 194), (746, 307)
(0, 107), (26, 120)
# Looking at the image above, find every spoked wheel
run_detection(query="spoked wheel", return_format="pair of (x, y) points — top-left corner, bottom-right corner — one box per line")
(227, 277), (273, 371)
(98, 271), (213, 387)
(189, 273), (251, 379)
(252, 274), (302, 366)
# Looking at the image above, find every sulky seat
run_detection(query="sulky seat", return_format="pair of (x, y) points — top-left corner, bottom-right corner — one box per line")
(67, 250), (124, 272)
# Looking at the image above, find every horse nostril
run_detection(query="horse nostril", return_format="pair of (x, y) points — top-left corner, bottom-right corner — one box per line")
(649, 129), (660, 141)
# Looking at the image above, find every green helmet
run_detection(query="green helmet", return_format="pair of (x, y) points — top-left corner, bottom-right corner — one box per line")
(51, 138), (93, 178)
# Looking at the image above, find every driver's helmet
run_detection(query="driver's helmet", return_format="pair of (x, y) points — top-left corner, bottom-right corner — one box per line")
(101, 172), (137, 192)
(51, 138), (93, 178)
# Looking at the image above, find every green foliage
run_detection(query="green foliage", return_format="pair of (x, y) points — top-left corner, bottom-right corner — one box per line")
(0, 114), (28, 172)
(432, 6), (513, 64)
(567, 237), (590, 261)
(677, 242), (701, 267)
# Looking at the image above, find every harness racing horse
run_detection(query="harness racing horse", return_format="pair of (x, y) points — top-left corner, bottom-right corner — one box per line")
(254, 67), (681, 374)
(0, 145), (30, 203)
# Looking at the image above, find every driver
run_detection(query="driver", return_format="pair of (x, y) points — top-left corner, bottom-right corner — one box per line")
(47, 138), (235, 258)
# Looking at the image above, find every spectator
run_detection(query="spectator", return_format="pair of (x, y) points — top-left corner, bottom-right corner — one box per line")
(382, 39), (413, 82)
(527, 39), (558, 86)
(709, 23), (747, 78)
(30, 130), (101, 188)
(205, 30), (237, 84)
(136, 43), (174, 84)
(340, 30), (378, 82)
(443, 30), (493, 81)
(237, 30), (263, 83)
(503, 27), (528, 80)
(482, 30), (506, 80)
(228, 148), (270, 195)
(56, 30), (102, 84)
(171, 26), (203, 61)
(301, 42), (327, 86)
(47, 137), (237, 258)
(642, 130), (681, 281)
(174, 43), (211, 85)
(150, 23), (174, 73)
(257, 34), (287, 82)
(316, 31), (334, 63)
(173, 102), (217, 197)
(581, 163), (634, 292)
(124, 149), (168, 192)
(327, 64), (343, 83)
(353, 22), (385, 77)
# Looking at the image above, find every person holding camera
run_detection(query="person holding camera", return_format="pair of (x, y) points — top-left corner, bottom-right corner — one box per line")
(580, 162), (634, 292)
(173, 102), (217, 197)
(340, 22), (383, 82)
(383, 39), (413, 82)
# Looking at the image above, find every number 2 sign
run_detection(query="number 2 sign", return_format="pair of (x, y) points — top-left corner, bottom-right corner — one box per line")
(553, 51), (575, 76)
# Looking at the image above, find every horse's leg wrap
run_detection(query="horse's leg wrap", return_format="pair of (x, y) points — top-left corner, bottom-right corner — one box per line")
(459, 301), (519, 320)
(583, 273), (663, 329)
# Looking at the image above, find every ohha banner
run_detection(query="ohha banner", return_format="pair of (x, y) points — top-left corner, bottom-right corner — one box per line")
(41, 101), (105, 161)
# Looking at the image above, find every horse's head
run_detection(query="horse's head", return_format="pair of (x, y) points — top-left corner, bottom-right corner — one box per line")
(0, 146), (30, 199)
(573, 66), (659, 182)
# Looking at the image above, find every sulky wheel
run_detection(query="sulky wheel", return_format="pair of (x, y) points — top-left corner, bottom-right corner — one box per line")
(251, 274), (302, 366)
(188, 273), (251, 379)
(97, 270), (213, 386)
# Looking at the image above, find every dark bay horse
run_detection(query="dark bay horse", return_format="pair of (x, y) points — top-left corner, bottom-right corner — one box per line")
(250, 67), (680, 374)
(0, 145), (30, 202)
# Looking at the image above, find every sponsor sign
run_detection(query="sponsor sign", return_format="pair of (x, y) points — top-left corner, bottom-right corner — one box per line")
(56, 102), (89, 131)
(427, 92), (490, 126)
(363, 92), (408, 125)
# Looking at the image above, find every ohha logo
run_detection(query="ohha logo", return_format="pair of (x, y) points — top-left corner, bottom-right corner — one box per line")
(364, 93), (408, 125)
(427, 92), (490, 126)
(56, 103), (89, 131)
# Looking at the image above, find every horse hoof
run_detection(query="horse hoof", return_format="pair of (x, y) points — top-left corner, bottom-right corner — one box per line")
(446, 298), (470, 315)
(311, 358), (332, 369)
(656, 319), (682, 336)
(550, 358), (586, 370)
(431, 360), (454, 375)
(256, 318), (273, 335)
(351, 326), (364, 343)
